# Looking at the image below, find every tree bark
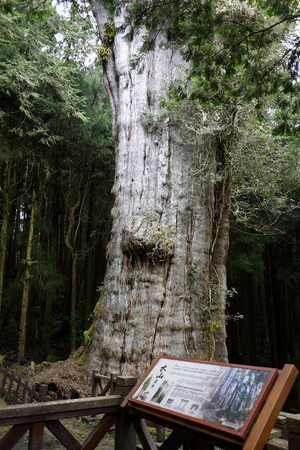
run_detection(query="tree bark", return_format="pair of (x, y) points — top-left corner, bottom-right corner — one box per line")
(87, 0), (229, 375)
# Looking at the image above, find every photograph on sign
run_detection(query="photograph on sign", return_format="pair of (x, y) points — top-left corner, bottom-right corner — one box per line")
(129, 355), (278, 439)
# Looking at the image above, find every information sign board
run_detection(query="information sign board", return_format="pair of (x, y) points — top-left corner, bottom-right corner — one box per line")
(125, 354), (278, 439)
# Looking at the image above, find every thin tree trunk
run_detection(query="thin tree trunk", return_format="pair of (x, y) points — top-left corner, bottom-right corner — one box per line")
(70, 254), (78, 351)
(64, 178), (83, 352)
(64, 199), (80, 353)
(208, 136), (232, 361)
(41, 207), (58, 360)
(6, 201), (18, 280)
(41, 292), (52, 360)
(18, 190), (36, 361)
(0, 161), (11, 314)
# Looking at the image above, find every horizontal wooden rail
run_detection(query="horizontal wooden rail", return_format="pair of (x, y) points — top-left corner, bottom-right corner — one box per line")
(0, 376), (138, 450)
(0, 395), (122, 426)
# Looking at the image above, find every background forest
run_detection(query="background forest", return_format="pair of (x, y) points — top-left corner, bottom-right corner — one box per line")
(0, 0), (300, 411)
(0, 0), (114, 361)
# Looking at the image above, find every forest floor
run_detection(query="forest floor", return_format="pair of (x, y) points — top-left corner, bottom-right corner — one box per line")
(11, 351), (92, 399)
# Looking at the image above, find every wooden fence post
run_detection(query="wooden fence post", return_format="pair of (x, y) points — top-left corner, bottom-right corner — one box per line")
(28, 423), (44, 450)
(7, 375), (14, 403)
(114, 376), (137, 450)
(156, 424), (165, 443)
(287, 414), (300, 450)
(91, 370), (98, 397)
(38, 384), (48, 402)
(13, 377), (21, 404)
(22, 382), (30, 403)
(0, 367), (8, 396)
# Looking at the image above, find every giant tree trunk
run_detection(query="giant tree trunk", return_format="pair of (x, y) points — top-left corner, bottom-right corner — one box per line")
(87, 1), (229, 376)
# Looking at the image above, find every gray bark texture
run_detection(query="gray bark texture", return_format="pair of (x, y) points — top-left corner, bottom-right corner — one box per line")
(87, 0), (229, 376)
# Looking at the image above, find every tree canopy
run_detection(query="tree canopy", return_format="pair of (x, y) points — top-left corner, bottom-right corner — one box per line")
(0, 0), (91, 149)
(113, 0), (300, 136)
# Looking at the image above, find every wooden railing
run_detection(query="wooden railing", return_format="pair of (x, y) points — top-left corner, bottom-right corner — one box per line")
(0, 396), (120, 449)
(0, 366), (54, 404)
(0, 376), (137, 450)
(91, 370), (117, 397)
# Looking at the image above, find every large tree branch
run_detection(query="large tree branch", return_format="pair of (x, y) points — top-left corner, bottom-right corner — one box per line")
(225, 14), (300, 37)
(90, 0), (119, 138)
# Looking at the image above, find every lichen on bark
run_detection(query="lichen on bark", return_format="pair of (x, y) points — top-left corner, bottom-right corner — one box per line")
(121, 212), (175, 264)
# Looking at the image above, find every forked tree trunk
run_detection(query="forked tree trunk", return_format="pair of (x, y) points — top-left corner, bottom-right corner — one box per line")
(87, 1), (229, 375)
(64, 188), (81, 353)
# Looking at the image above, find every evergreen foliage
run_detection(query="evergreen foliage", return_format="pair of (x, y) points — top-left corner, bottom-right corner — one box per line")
(118, 0), (299, 134)
(0, 0), (114, 361)
(0, 0), (89, 147)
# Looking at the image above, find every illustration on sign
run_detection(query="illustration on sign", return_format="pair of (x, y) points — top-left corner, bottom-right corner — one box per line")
(132, 357), (276, 434)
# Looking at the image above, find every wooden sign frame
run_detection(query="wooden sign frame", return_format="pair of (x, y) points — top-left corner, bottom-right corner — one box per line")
(122, 355), (298, 449)
(123, 354), (278, 440)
